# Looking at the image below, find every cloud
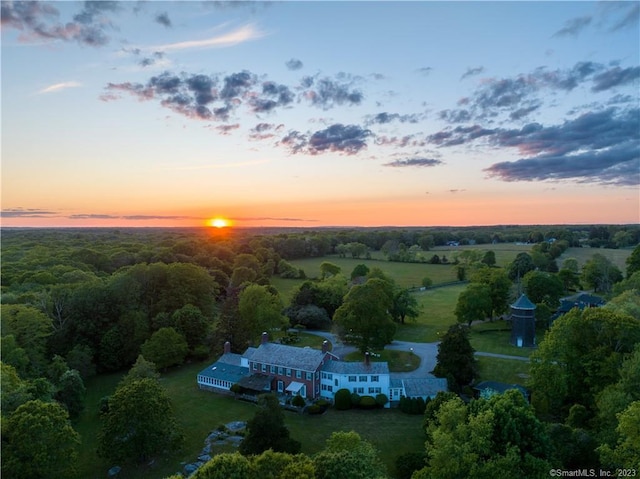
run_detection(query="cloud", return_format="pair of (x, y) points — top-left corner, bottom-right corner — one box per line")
(482, 108), (640, 186)
(591, 66), (640, 92)
(150, 23), (264, 52)
(461, 66), (484, 80)
(281, 124), (372, 156)
(36, 81), (82, 94)
(448, 189), (466, 194)
(366, 112), (421, 125)
(601, 2), (640, 32)
(303, 76), (363, 109)
(155, 12), (172, 28)
(1, 208), (58, 218)
(383, 158), (443, 168)
(285, 58), (303, 70)
(553, 15), (592, 37)
(215, 124), (240, 135)
(1, 0), (119, 47)
(69, 214), (120, 219)
(416, 67), (433, 76)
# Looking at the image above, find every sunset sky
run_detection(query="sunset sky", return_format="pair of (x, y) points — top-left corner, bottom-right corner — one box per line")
(2, 1), (639, 228)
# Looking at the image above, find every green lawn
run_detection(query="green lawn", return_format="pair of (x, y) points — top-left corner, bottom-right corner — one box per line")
(75, 360), (426, 479)
(476, 356), (530, 386)
(430, 243), (532, 267)
(393, 285), (465, 343)
(468, 320), (543, 358)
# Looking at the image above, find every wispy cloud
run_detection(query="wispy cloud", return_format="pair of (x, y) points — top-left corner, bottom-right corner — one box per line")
(383, 158), (443, 168)
(36, 81), (82, 94)
(150, 23), (265, 52)
(1, 208), (59, 218)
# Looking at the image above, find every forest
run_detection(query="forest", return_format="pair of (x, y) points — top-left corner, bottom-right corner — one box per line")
(1, 224), (639, 478)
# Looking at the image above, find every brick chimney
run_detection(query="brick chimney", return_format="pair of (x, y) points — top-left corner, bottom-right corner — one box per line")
(322, 341), (329, 353)
(261, 332), (269, 345)
(224, 341), (231, 354)
(364, 352), (370, 367)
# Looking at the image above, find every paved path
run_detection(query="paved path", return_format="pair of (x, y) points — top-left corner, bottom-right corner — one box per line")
(474, 351), (530, 362)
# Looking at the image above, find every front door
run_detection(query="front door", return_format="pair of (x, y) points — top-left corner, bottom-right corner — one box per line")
(277, 380), (284, 392)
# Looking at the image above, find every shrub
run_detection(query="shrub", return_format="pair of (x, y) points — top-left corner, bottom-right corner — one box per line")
(375, 394), (389, 407)
(315, 399), (330, 408)
(291, 395), (305, 408)
(334, 389), (352, 410)
(358, 395), (377, 409)
(306, 404), (323, 415)
(230, 383), (242, 395)
(350, 392), (361, 407)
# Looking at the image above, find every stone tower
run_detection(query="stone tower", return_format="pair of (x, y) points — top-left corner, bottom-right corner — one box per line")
(510, 294), (536, 347)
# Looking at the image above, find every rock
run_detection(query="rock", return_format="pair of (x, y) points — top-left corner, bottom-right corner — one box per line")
(107, 466), (121, 477)
(198, 454), (211, 463)
(183, 463), (199, 476)
(225, 421), (246, 431)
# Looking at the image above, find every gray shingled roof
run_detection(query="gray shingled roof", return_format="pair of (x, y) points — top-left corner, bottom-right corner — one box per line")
(402, 378), (448, 398)
(511, 294), (536, 310)
(473, 380), (528, 397)
(198, 353), (249, 384)
(247, 343), (328, 372)
(322, 359), (389, 375)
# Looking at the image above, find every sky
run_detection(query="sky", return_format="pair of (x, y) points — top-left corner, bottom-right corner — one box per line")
(1, 0), (639, 228)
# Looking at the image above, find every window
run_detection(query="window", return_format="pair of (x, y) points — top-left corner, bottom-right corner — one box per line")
(348, 375), (357, 382)
(357, 387), (364, 394)
(286, 368), (292, 377)
(371, 375), (379, 382)
(252, 362), (257, 371)
(270, 365), (277, 374)
(278, 367), (284, 375)
(328, 385), (333, 392)
(261, 364), (267, 373)
(296, 370), (302, 379)
(359, 376), (367, 382)
(326, 373), (333, 380)
(306, 372), (312, 380)
(368, 387), (382, 394)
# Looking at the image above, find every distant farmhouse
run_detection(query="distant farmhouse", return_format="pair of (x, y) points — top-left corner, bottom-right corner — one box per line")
(550, 292), (606, 324)
(197, 333), (447, 407)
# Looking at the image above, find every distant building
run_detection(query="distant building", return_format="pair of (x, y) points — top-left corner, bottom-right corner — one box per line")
(473, 380), (530, 401)
(509, 294), (536, 348)
(550, 292), (606, 324)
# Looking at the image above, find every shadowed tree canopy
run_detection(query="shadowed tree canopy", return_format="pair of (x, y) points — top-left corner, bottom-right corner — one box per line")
(333, 278), (396, 353)
(2, 400), (80, 479)
(239, 393), (301, 456)
(98, 378), (183, 464)
(433, 324), (477, 392)
(455, 283), (492, 327)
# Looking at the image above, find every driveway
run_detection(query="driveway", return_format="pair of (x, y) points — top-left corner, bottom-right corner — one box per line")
(306, 331), (439, 379)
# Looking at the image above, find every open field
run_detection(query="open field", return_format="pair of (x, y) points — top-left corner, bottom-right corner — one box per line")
(285, 256), (458, 287)
(557, 246), (633, 271)
(468, 320), (543, 358)
(430, 243), (533, 267)
(75, 361), (425, 479)
(393, 285), (465, 343)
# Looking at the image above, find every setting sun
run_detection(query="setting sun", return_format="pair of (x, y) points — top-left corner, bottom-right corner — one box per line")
(209, 218), (230, 228)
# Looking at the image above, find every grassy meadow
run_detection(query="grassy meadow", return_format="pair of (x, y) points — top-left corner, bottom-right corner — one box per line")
(475, 356), (530, 386)
(557, 246), (633, 271)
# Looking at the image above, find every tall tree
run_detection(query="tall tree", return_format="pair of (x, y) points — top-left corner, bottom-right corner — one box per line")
(238, 284), (287, 340)
(54, 369), (86, 419)
(433, 324), (477, 392)
(582, 253), (623, 293)
(98, 378), (183, 464)
(626, 244), (640, 278)
(454, 283), (492, 326)
(313, 431), (386, 479)
(528, 307), (640, 421)
(333, 278), (396, 353)
(172, 304), (211, 355)
(140, 327), (188, 370)
(2, 400), (80, 479)
(320, 261), (341, 279)
(239, 393), (301, 456)
(507, 252), (536, 282)
(523, 270), (564, 307)
(470, 266), (512, 318)
(390, 288), (421, 324)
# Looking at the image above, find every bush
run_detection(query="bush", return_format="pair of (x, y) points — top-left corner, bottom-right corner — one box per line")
(315, 399), (330, 408)
(306, 404), (323, 415)
(334, 389), (352, 410)
(395, 452), (428, 479)
(350, 392), (361, 407)
(358, 395), (377, 409)
(230, 383), (242, 395)
(375, 394), (388, 407)
(291, 394), (305, 408)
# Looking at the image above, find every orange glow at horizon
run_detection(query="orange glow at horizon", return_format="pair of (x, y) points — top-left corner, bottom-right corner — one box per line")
(209, 217), (231, 228)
